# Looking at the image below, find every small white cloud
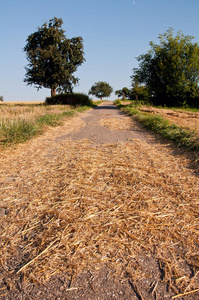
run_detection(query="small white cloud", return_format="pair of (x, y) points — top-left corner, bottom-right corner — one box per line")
(133, 0), (136, 4)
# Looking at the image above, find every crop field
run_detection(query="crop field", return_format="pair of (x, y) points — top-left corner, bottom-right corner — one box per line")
(0, 102), (91, 145)
(0, 103), (69, 122)
(0, 101), (44, 105)
(140, 106), (199, 135)
(0, 102), (73, 120)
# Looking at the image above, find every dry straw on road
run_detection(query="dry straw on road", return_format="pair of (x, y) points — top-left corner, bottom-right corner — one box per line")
(99, 117), (134, 131)
(0, 114), (199, 297)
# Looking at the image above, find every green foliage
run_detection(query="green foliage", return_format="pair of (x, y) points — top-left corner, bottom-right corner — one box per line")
(130, 75), (150, 102)
(115, 102), (199, 152)
(24, 17), (85, 96)
(115, 83), (149, 103)
(36, 114), (61, 127)
(0, 120), (39, 144)
(0, 105), (93, 146)
(89, 81), (113, 100)
(130, 85), (150, 102)
(115, 87), (130, 99)
(45, 93), (92, 106)
(132, 28), (199, 107)
(113, 99), (122, 106)
(140, 114), (198, 151)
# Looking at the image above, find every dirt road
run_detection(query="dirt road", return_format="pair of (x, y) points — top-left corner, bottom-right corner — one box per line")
(0, 102), (198, 299)
(56, 101), (149, 144)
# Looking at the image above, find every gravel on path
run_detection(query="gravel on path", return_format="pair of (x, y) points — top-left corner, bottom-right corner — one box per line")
(56, 101), (150, 144)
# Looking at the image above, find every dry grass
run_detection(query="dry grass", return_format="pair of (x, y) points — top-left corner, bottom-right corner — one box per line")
(119, 101), (199, 135)
(99, 117), (134, 131)
(0, 103), (70, 124)
(0, 101), (44, 104)
(140, 106), (199, 135)
(0, 117), (198, 297)
(0, 102), (80, 145)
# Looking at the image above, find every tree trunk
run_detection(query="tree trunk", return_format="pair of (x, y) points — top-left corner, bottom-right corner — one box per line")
(51, 88), (56, 97)
(135, 94), (139, 106)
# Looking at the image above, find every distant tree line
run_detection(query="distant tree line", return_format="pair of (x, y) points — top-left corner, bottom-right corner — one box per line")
(115, 84), (149, 103)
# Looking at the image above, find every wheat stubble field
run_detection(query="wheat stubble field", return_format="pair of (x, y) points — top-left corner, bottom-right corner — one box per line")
(140, 106), (199, 135)
(0, 102), (199, 299)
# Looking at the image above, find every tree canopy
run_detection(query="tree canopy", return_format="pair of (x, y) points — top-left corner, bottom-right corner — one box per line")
(24, 17), (85, 97)
(132, 28), (199, 107)
(115, 87), (130, 99)
(89, 81), (113, 100)
(130, 76), (149, 102)
(115, 83), (149, 102)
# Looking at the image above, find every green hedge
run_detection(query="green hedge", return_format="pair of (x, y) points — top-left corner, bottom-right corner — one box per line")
(45, 93), (92, 106)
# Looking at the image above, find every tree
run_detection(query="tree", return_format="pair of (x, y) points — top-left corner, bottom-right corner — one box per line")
(24, 17), (85, 97)
(130, 86), (149, 102)
(89, 81), (113, 100)
(115, 87), (130, 99)
(130, 75), (149, 102)
(132, 28), (199, 107)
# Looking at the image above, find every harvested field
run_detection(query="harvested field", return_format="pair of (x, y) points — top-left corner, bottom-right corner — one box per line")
(0, 103), (71, 123)
(140, 106), (199, 135)
(0, 102), (91, 145)
(119, 101), (199, 136)
(0, 101), (44, 105)
(0, 102), (199, 299)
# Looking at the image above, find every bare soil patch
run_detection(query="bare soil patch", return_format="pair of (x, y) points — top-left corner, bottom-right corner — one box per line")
(0, 103), (198, 299)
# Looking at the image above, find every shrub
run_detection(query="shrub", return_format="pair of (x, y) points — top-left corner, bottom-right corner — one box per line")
(45, 93), (92, 106)
(113, 99), (122, 106)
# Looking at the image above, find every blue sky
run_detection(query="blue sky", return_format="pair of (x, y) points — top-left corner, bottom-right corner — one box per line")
(0, 0), (199, 101)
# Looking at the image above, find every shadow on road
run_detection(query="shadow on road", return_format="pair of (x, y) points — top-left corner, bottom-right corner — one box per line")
(94, 105), (118, 110)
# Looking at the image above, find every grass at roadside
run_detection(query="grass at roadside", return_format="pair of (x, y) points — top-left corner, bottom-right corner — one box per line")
(0, 102), (99, 146)
(114, 100), (199, 153)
